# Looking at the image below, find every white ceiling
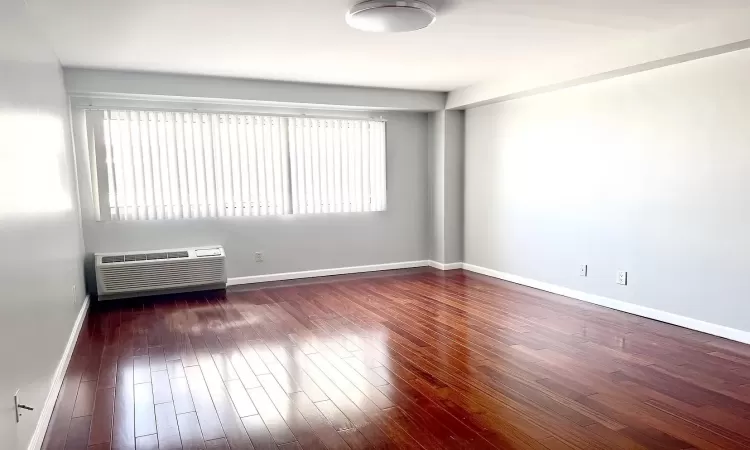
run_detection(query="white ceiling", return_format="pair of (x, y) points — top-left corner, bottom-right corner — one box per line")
(27, 0), (750, 91)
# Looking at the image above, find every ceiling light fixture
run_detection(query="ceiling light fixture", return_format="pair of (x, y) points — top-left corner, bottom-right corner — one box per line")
(346, 1), (437, 33)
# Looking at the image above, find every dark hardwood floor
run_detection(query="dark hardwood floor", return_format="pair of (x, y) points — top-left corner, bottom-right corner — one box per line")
(42, 268), (750, 449)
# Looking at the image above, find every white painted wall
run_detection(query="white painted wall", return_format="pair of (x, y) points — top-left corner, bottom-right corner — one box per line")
(74, 104), (429, 285)
(0, 1), (87, 448)
(464, 47), (750, 333)
(447, 7), (750, 109)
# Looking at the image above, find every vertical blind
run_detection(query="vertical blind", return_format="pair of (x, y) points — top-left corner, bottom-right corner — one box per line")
(85, 109), (387, 220)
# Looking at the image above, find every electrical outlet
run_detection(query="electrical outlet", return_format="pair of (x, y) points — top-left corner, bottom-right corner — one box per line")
(254, 252), (263, 263)
(72, 284), (77, 305)
(579, 265), (588, 277)
(617, 270), (628, 285)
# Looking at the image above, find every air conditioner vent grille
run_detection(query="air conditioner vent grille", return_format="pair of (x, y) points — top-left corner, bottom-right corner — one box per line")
(101, 255), (124, 264)
(102, 251), (190, 263)
(99, 259), (225, 291)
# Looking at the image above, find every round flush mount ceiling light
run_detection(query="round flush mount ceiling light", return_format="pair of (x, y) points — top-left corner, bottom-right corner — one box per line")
(346, 1), (437, 33)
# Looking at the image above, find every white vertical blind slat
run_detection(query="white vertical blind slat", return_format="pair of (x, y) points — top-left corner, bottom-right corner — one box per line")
(172, 112), (184, 218)
(259, 118), (270, 214)
(114, 111), (127, 219)
(269, 118), (281, 215)
(236, 115), (251, 216)
(303, 119), (314, 214)
(261, 118), (271, 214)
(155, 112), (173, 219)
(179, 113), (196, 218)
(191, 113), (208, 218)
(145, 113), (162, 219)
(331, 122), (342, 213)
(353, 121), (363, 212)
(368, 121), (376, 211)
(217, 114), (233, 217)
(339, 121), (350, 213)
(121, 111), (136, 220)
(295, 118), (308, 214)
(311, 120), (322, 213)
(280, 117), (291, 214)
(202, 114), (217, 218)
(326, 121), (336, 213)
(254, 118), (268, 215)
(229, 116), (242, 216)
(185, 113), (203, 217)
(379, 122), (387, 210)
(166, 112), (182, 218)
(362, 121), (371, 211)
(288, 118), (300, 214)
(94, 109), (385, 221)
(134, 112), (154, 219)
(208, 114), (224, 217)
(372, 122), (382, 210)
(349, 122), (359, 212)
(227, 115), (242, 216)
(271, 118), (284, 215)
(129, 111), (145, 219)
(319, 120), (329, 213)
(102, 111), (119, 220)
(246, 117), (260, 216)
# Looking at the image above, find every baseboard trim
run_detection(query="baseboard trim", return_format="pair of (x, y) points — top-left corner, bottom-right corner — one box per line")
(462, 263), (750, 345)
(28, 295), (90, 450)
(230, 259), (750, 343)
(227, 260), (430, 286)
(428, 260), (463, 270)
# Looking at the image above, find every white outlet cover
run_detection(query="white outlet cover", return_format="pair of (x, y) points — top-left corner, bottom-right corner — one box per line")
(617, 271), (628, 285)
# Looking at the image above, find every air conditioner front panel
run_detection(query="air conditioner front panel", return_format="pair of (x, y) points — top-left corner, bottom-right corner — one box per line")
(95, 246), (227, 297)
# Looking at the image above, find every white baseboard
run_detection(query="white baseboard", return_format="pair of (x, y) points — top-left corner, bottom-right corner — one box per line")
(227, 260), (430, 286)
(462, 263), (750, 345)
(230, 258), (750, 344)
(28, 295), (90, 450)
(428, 260), (464, 270)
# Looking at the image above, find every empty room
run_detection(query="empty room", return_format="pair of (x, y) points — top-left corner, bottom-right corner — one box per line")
(4, 0), (750, 449)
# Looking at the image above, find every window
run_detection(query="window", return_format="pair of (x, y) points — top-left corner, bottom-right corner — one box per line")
(84, 109), (387, 220)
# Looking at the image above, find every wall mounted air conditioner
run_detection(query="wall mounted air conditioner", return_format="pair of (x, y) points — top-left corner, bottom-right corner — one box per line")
(95, 246), (226, 299)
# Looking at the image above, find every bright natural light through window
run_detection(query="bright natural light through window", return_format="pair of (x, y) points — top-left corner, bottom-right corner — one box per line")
(84, 109), (387, 220)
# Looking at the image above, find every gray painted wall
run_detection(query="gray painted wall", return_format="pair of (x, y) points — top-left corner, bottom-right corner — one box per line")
(75, 108), (429, 284)
(464, 47), (750, 333)
(427, 110), (464, 264)
(0, 1), (87, 448)
(427, 112), (445, 262)
(443, 110), (465, 264)
(64, 68), (446, 112)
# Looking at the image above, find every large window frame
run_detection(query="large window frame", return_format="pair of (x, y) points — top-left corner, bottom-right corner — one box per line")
(80, 103), (388, 221)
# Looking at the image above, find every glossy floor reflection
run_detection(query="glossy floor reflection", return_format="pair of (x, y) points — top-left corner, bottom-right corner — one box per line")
(43, 268), (750, 449)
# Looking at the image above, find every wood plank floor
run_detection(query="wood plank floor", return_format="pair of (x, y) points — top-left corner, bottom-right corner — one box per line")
(42, 268), (750, 449)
